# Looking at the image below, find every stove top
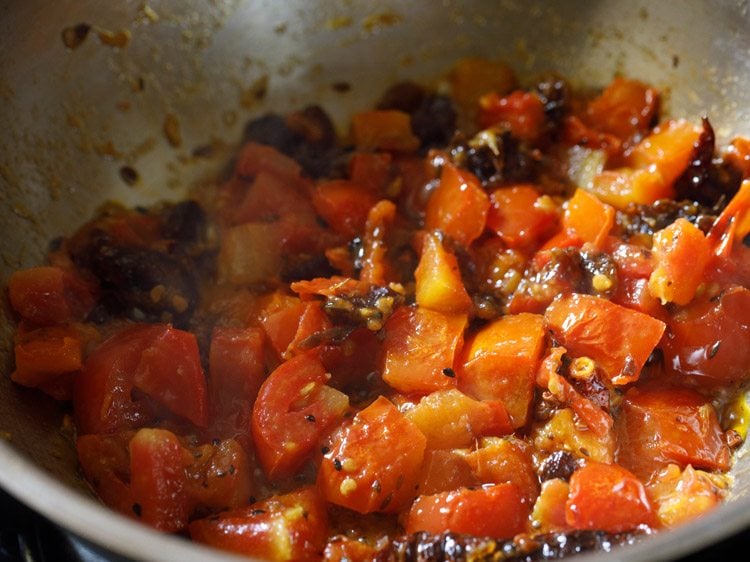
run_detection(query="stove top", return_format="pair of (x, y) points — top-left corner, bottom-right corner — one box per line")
(1, 486), (747, 561)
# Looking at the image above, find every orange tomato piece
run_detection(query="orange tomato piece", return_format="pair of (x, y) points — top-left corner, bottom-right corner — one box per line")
(234, 142), (304, 187)
(562, 189), (615, 249)
(414, 232), (472, 314)
(648, 218), (711, 305)
(425, 163), (489, 246)
(544, 294), (665, 385)
(486, 185), (558, 250)
(478, 90), (546, 142)
(406, 483), (528, 539)
(351, 110), (420, 152)
(318, 396), (426, 513)
(12, 326), (82, 389)
(8, 266), (95, 326)
(629, 119), (702, 185)
(190, 487), (328, 561)
(531, 479), (571, 533)
(76, 432), (135, 518)
(589, 167), (670, 208)
(465, 438), (539, 504)
(616, 386), (730, 481)
(459, 313), (545, 427)
(380, 306), (467, 395)
(647, 464), (727, 528)
(566, 462), (655, 533)
(312, 179), (379, 238)
(585, 77), (658, 142)
(417, 449), (478, 495)
(405, 389), (512, 449)
(348, 151), (393, 194)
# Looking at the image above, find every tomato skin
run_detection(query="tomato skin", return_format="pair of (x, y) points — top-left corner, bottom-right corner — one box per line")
(189, 487), (328, 562)
(459, 313), (545, 427)
(662, 286), (750, 388)
(545, 294), (665, 385)
(380, 306), (467, 395)
(406, 483), (528, 538)
(465, 438), (539, 504)
(129, 428), (191, 533)
(566, 462), (655, 533)
(318, 396), (426, 513)
(252, 351), (349, 480)
(418, 449), (478, 495)
(348, 152), (392, 194)
(351, 110), (420, 152)
(562, 189), (615, 250)
(616, 386), (730, 481)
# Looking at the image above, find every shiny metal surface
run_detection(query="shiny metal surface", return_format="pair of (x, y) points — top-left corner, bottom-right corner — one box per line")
(1, 1), (749, 560)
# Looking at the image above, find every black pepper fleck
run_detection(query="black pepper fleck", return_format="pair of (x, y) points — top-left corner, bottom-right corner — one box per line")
(442, 367), (456, 378)
(132, 503), (142, 517)
(333, 458), (343, 471)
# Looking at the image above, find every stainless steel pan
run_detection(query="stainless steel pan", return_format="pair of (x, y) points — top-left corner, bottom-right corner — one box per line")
(2, 1), (750, 560)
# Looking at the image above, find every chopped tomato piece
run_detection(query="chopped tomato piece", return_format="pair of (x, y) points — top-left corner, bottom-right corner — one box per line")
(478, 90), (546, 142)
(234, 142), (304, 186)
(566, 462), (655, 533)
(8, 266), (95, 326)
(323, 537), (381, 562)
(486, 185), (558, 250)
(351, 110), (420, 152)
(185, 438), (254, 512)
(459, 313), (545, 427)
(414, 232), (472, 314)
(425, 163), (489, 246)
(312, 179), (379, 238)
(531, 479), (571, 533)
(234, 170), (316, 226)
(418, 449), (478, 495)
(707, 179), (750, 257)
(532, 408), (615, 464)
(132, 327), (209, 428)
(544, 294), (665, 385)
(348, 151), (393, 194)
(585, 77), (658, 143)
(76, 432), (134, 517)
(252, 351), (349, 479)
(405, 389), (512, 449)
(562, 189), (615, 249)
(190, 487), (328, 562)
(12, 326), (82, 389)
(380, 306), (467, 395)
(662, 286), (750, 388)
(74, 324), (207, 434)
(260, 295), (332, 360)
(359, 200), (397, 287)
(629, 119), (702, 185)
(318, 396), (426, 513)
(647, 464), (728, 528)
(218, 222), (283, 285)
(465, 438), (539, 504)
(129, 428), (191, 533)
(648, 218), (710, 305)
(616, 386), (730, 481)
(589, 167), (670, 208)
(207, 326), (266, 448)
(406, 483), (528, 539)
